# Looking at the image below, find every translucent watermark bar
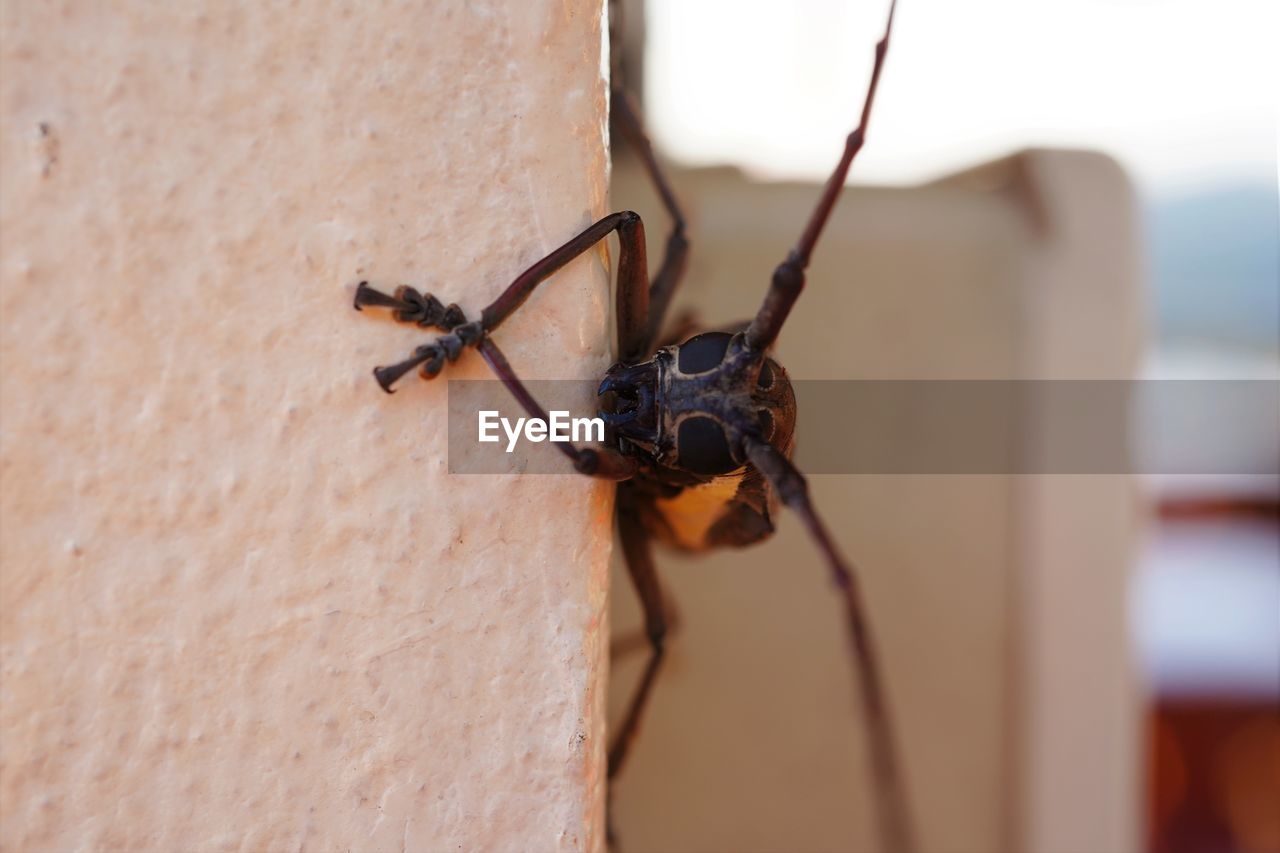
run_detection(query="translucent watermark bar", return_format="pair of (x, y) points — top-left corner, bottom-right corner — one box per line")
(446, 379), (1279, 476)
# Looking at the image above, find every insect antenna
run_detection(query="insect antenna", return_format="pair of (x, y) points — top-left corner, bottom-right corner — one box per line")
(745, 0), (898, 354)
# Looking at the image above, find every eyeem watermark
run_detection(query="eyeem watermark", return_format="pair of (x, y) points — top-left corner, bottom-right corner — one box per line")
(478, 410), (605, 453)
(450, 378), (1280, 474)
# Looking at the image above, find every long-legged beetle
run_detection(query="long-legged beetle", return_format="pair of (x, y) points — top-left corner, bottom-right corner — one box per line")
(352, 2), (912, 849)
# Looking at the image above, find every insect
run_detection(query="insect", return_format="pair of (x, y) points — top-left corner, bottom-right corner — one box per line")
(353, 2), (912, 850)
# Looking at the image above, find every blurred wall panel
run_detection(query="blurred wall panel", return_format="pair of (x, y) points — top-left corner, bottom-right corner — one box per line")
(608, 150), (1142, 852)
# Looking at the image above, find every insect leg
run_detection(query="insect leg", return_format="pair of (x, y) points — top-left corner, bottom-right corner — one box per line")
(610, 589), (681, 660)
(744, 0), (897, 352)
(612, 89), (689, 351)
(743, 435), (916, 853)
(353, 281), (466, 331)
(482, 211), (652, 362)
(607, 485), (669, 840)
(363, 210), (652, 389)
(474, 336), (637, 480)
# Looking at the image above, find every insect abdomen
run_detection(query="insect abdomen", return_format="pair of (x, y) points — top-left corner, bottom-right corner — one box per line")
(649, 466), (775, 551)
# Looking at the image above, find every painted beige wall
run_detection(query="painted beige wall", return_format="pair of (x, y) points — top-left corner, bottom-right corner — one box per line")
(1, 2), (612, 850)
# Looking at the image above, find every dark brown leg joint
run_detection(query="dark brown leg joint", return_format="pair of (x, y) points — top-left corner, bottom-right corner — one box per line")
(745, 254), (807, 351)
(572, 447), (639, 481)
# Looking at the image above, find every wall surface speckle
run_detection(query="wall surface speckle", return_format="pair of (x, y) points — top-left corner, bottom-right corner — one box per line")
(0, 2), (612, 850)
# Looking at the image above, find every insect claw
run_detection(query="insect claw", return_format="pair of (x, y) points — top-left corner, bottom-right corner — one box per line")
(373, 345), (438, 391)
(372, 366), (398, 394)
(354, 281), (414, 313)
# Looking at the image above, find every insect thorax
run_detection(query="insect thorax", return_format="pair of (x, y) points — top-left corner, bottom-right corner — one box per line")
(600, 330), (797, 550)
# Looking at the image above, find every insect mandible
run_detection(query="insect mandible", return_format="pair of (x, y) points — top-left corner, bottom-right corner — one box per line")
(352, 2), (912, 850)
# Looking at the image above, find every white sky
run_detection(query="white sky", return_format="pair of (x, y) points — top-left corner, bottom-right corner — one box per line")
(645, 0), (1279, 193)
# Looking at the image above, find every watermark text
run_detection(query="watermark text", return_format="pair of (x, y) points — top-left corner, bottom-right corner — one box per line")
(478, 410), (605, 453)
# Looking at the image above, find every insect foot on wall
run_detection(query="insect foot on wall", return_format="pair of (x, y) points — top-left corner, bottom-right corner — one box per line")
(352, 1), (913, 850)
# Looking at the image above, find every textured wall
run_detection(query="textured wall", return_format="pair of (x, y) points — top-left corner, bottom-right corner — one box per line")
(1, 2), (612, 850)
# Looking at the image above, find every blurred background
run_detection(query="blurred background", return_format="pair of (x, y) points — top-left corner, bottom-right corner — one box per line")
(607, 1), (1278, 851)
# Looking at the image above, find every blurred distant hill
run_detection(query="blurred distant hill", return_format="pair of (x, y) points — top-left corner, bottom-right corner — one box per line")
(1146, 183), (1279, 350)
